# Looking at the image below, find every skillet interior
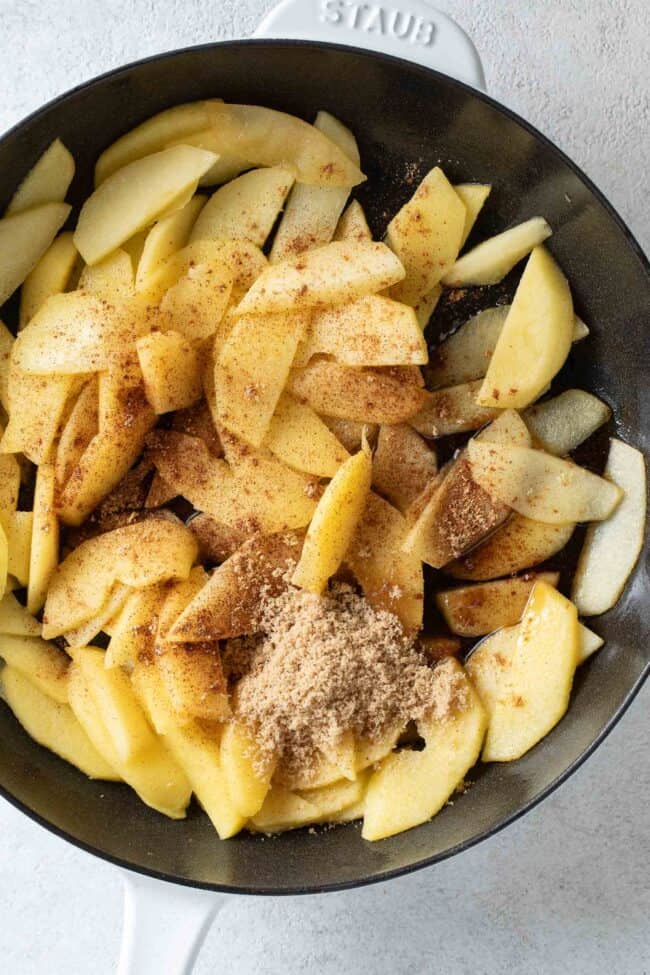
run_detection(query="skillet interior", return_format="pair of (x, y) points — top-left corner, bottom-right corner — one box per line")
(0, 40), (648, 894)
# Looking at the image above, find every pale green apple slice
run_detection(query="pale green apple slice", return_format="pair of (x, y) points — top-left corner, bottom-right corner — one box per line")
(571, 439), (646, 615)
(454, 183), (491, 247)
(468, 439), (622, 523)
(6, 139), (75, 214)
(0, 203), (71, 306)
(523, 389), (611, 454)
(442, 216), (552, 287)
(190, 165), (295, 248)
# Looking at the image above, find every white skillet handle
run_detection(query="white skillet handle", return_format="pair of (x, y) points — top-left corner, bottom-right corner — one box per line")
(253, 0), (486, 90)
(117, 870), (227, 975)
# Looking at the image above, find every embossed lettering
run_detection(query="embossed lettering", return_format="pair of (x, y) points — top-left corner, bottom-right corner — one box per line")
(348, 3), (371, 28)
(364, 5), (386, 33)
(320, 0), (344, 24)
(413, 18), (436, 46)
(388, 10), (414, 39)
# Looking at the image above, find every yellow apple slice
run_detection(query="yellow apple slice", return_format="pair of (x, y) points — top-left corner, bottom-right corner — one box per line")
(288, 359), (427, 424)
(1, 372), (81, 464)
(0, 633), (68, 702)
(0, 450), (20, 533)
(292, 441), (372, 594)
(299, 774), (369, 823)
(387, 167), (466, 305)
(27, 463), (59, 614)
(476, 246), (573, 409)
(442, 216), (552, 287)
(468, 439), (622, 523)
(5, 510), (33, 586)
(372, 424), (437, 514)
(221, 721), (275, 818)
(571, 438), (646, 615)
(334, 199), (372, 243)
(6, 139), (74, 214)
(136, 331), (202, 414)
(250, 787), (320, 833)
(191, 165), (295, 247)
(55, 377), (99, 487)
(454, 183), (491, 247)
(143, 237), (265, 304)
(447, 513), (575, 580)
(264, 392), (349, 477)
(480, 582), (579, 762)
(362, 659), (486, 840)
(0, 203), (71, 306)
(270, 111), (358, 262)
(77, 248), (134, 298)
(135, 194), (206, 290)
(215, 310), (307, 447)
(2, 667), (119, 780)
(436, 571), (559, 637)
(0, 594), (42, 637)
(74, 145), (217, 265)
(235, 240), (404, 316)
(19, 232), (78, 329)
(523, 389), (611, 455)
(296, 294), (427, 367)
(0, 319), (12, 410)
(410, 380), (501, 437)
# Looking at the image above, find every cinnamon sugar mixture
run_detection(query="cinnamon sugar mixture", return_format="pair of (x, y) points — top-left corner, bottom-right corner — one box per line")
(224, 583), (467, 775)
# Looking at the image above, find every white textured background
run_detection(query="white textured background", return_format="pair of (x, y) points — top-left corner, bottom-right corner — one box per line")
(0, 2), (648, 973)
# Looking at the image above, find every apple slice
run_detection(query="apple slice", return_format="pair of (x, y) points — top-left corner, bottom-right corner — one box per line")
(523, 389), (611, 454)
(78, 249), (134, 299)
(334, 199), (372, 243)
(220, 721), (275, 818)
(436, 571), (559, 637)
(0, 595), (42, 637)
(270, 111), (358, 263)
(0, 202), (71, 306)
(6, 139), (74, 214)
(481, 581), (579, 762)
(19, 231), (78, 329)
(74, 145), (217, 265)
(362, 659), (486, 840)
(264, 392), (350, 478)
(292, 442), (372, 594)
(1, 372), (82, 464)
(5, 511), (33, 586)
(442, 216), (552, 287)
(387, 167), (466, 305)
(454, 183), (491, 247)
(235, 240), (404, 316)
(467, 440), (622, 523)
(447, 512), (575, 580)
(410, 380), (501, 437)
(571, 439), (646, 615)
(27, 463), (59, 614)
(0, 634), (68, 702)
(476, 246), (573, 409)
(0, 319), (12, 409)
(136, 331), (202, 414)
(191, 165), (295, 248)
(372, 424), (437, 514)
(135, 194), (206, 290)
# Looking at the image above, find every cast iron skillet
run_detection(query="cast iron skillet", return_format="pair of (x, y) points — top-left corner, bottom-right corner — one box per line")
(0, 40), (648, 895)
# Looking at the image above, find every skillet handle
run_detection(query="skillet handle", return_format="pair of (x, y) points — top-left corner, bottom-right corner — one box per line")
(253, 0), (486, 90)
(117, 869), (227, 975)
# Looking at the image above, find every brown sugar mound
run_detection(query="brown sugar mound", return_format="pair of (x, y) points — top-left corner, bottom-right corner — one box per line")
(225, 583), (467, 776)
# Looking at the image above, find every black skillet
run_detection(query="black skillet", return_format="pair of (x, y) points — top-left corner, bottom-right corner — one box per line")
(0, 25), (648, 975)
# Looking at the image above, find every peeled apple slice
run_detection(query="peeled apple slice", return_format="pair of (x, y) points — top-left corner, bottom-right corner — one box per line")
(0, 203), (71, 306)
(454, 183), (491, 247)
(523, 389), (611, 455)
(442, 216), (552, 287)
(571, 439), (646, 615)
(468, 440), (622, 524)
(74, 145), (218, 265)
(481, 582), (579, 762)
(6, 139), (75, 214)
(476, 246), (574, 409)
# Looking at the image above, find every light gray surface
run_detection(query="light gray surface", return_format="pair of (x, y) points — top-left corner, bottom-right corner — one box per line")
(0, 2), (648, 973)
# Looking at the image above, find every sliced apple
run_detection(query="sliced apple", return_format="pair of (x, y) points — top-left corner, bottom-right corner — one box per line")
(442, 216), (552, 287)
(2, 666), (118, 780)
(387, 167), (466, 305)
(135, 194), (206, 290)
(0, 633), (68, 702)
(334, 199), (372, 243)
(436, 571), (559, 637)
(250, 787), (320, 833)
(295, 294), (427, 367)
(136, 330), (202, 414)
(413, 284), (442, 330)
(5, 510), (33, 585)
(289, 360), (427, 424)
(292, 442), (372, 594)
(274, 732), (357, 790)
(447, 513), (575, 580)
(55, 377), (99, 487)
(19, 231), (78, 329)
(1, 372), (81, 464)
(77, 248), (134, 299)
(235, 240), (404, 316)
(0, 319), (12, 410)
(372, 424), (437, 514)
(143, 238), (264, 304)
(321, 416), (378, 453)
(454, 183), (491, 247)
(346, 491), (424, 633)
(0, 594), (42, 637)
(0, 202), (71, 306)
(216, 310), (307, 447)
(426, 306), (510, 388)
(221, 721), (275, 818)
(191, 165), (295, 247)
(74, 145), (217, 265)
(0, 451), (20, 532)
(571, 439), (646, 615)
(523, 389), (611, 455)
(6, 139), (74, 215)
(264, 392), (349, 477)
(410, 380), (501, 437)
(269, 111), (358, 262)
(362, 659), (486, 840)
(476, 246), (573, 408)
(27, 463), (59, 614)
(479, 582), (579, 762)
(467, 439), (622, 523)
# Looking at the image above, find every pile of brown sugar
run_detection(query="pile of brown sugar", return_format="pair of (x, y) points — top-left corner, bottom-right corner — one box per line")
(224, 583), (467, 776)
